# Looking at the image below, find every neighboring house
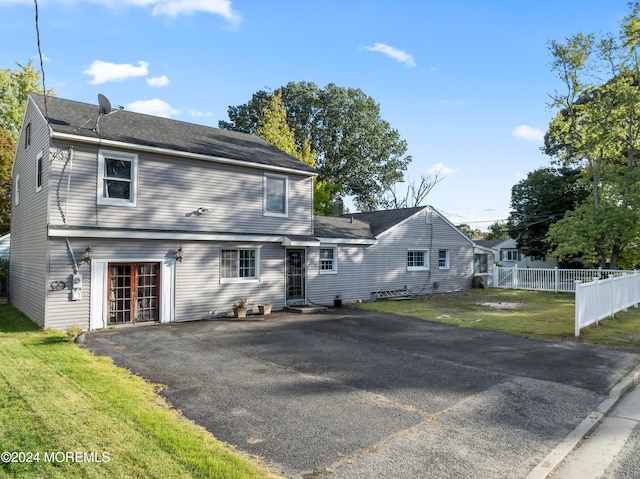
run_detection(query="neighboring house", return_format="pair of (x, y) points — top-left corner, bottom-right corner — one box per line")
(476, 238), (558, 269)
(10, 93), (491, 331)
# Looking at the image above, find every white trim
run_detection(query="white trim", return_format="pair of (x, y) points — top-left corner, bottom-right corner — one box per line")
(51, 131), (318, 177)
(97, 149), (138, 207)
(220, 247), (261, 284)
(407, 248), (430, 271)
(48, 227), (284, 243)
(315, 237), (377, 245)
(89, 258), (175, 330)
(438, 249), (451, 269)
(319, 244), (338, 274)
(263, 173), (289, 217)
(14, 173), (20, 206)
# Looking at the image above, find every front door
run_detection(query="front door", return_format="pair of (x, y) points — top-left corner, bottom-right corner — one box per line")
(108, 263), (159, 324)
(286, 249), (306, 305)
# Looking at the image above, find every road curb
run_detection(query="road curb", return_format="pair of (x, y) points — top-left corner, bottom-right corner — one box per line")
(525, 367), (640, 479)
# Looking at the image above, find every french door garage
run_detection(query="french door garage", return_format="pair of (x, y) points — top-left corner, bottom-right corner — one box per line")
(108, 263), (159, 324)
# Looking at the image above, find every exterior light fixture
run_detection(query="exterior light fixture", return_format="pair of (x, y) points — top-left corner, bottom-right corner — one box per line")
(82, 246), (92, 263)
(175, 246), (183, 263)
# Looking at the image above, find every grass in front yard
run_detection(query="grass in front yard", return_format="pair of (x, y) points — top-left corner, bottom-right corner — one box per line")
(357, 288), (640, 349)
(0, 305), (278, 479)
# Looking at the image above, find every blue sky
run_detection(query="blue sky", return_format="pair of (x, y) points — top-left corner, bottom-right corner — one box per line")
(0, 0), (633, 229)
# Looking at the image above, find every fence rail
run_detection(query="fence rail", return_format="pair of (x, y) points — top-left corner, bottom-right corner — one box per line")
(492, 265), (631, 293)
(492, 266), (640, 336)
(575, 273), (640, 336)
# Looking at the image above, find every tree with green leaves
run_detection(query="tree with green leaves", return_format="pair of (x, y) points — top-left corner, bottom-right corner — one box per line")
(456, 223), (482, 240)
(484, 221), (508, 240)
(507, 167), (587, 258)
(0, 60), (52, 142)
(254, 90), (338, 215)
(0, 128), (14, 234)
(220, 81), (411, 211)
(543, 3), (640, 268)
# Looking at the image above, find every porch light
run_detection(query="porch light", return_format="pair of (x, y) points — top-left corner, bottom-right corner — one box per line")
(175, 246), (183, 263)
(82, 246), (92, 263)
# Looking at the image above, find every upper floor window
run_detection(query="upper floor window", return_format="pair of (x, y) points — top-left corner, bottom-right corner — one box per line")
(24, 123), (31, 149)
(97, 150), (138, 206)
(438, 249), (450, 269)
(264, 174), (288, 217)
(36, 151), (43, 192)
(320, 245), (338, 274)
(407, 249), (429, 271)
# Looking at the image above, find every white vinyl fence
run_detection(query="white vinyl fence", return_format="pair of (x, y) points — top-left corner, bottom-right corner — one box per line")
(492, 265), (630, 293)
(574, 273), (640, 336)
(492, 266), (640, 336)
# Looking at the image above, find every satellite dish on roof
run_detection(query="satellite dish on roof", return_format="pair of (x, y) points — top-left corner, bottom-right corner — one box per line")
(98, 94), (112, 115)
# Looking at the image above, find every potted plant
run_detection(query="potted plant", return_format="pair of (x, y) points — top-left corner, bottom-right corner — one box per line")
(258, 304), (272, 315)
(233, 298), (248, 318)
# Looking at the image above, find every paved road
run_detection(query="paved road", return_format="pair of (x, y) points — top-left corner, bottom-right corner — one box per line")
(85, 308), (640, 478)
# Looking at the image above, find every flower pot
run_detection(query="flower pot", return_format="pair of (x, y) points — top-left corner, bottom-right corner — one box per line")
(258, 304), (272, 315)
(233, 307), (247, 318)
(334, 298), (343, 307)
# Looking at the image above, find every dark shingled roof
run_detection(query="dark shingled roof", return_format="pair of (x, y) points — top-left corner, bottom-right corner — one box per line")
(475, 239), (504, 249)
(314, 207), (426, 239)
(30, 93), (317, 174)
(344, 207), (426, 236)
(313, 216), (375, 239)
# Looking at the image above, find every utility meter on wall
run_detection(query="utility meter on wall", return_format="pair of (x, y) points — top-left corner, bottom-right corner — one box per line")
(71, 272), (82, 301)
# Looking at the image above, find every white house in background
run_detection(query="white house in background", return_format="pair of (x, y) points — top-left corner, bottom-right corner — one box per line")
(476, 237), (558, 269)
(10, 93), (492, 331)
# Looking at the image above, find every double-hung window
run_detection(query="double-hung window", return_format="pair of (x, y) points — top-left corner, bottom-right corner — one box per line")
(474, 253), (488, 274)
(264, 174), (288, 217)
(221, 248), (260, 283)
(438, 249), (450, 269)
(319, 245), (338, 274)
(98, 150), (138, 206)
(407, 249), (429, 271)
(36, 150), (43, 192)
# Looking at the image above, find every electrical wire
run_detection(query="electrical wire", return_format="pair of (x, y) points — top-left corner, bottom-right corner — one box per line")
(34, 0), (48, 121)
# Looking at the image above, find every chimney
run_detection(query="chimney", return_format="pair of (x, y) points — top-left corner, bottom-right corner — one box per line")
(333, 197), (344, 216)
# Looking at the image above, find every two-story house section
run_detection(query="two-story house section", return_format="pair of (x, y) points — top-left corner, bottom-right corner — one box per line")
(10, 93), (317, 330)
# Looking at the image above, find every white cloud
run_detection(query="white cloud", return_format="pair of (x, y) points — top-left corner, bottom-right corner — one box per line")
(188, 109), (212, 118)
(512, 124), (544, 142)
(442, 99), (464, 105)
(147, 75), (170, 87)
(126, 98), (180, 118)
(83, 60), (149, 85)
(364, 43), (415, 68)
(427, 162), (457, 177)
(149, 0), (241, 22)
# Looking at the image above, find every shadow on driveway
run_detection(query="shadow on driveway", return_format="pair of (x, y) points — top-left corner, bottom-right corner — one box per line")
(86, 307), (640, 479)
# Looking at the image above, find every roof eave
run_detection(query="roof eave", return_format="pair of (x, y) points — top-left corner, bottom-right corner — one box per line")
(51, 131), (318, 177)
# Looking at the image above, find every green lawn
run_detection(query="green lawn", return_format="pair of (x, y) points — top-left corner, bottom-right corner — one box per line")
(0, 305), (278, 479)
(357, 288), (640, 349)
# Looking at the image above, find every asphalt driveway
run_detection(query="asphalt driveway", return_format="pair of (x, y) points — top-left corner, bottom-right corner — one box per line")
(86, 307), (640, 479)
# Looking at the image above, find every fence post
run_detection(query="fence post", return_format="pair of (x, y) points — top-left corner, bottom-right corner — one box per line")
(575, 281), (582, 337)
(554, 267), (559, 293)
(513, 264), (518, 289)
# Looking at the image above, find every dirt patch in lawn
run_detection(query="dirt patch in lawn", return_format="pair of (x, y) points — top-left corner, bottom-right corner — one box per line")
(479, 302), (522, 310)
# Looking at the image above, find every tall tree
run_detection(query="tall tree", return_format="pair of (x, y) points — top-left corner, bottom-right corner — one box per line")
(254, 90), (338, 215)
(484, 221), (508, 240)
(380, 171), (443, 210)
(220, 81), (411, 211)
(0, 60), (51, 143)
(544, 3), (640, 268)
(0, 128), (14, 234)
(507, 167), (587, 257)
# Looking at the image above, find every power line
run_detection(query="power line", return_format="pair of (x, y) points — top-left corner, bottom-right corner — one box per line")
(34, 0), (48, 121)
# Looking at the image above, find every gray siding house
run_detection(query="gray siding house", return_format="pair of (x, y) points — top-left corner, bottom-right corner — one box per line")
(11, 94), (488, 331)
